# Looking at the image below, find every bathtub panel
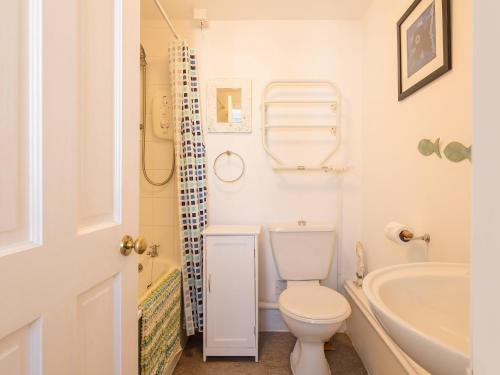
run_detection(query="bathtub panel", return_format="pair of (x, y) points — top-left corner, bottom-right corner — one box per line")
(344, 281), (428, 375)
(346, 292), (409, 375)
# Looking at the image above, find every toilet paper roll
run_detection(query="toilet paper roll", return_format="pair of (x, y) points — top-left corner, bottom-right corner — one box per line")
(384, 222), (412, 245)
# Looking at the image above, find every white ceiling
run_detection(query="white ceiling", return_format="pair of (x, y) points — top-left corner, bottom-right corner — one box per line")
(141, 0), (373, 21)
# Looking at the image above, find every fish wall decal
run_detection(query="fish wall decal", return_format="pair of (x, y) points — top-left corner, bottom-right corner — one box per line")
(418, 138), (442, 158)
(444, 142), (472, 162)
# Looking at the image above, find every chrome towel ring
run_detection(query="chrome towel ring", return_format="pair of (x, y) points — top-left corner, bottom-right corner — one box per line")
(213, 150), (245, 183)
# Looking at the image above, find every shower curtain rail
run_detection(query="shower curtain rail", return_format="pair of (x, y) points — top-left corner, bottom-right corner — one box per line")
(153, 0), (180, 40)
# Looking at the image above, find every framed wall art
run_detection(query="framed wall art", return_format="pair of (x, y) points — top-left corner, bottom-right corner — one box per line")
(397, 0), (451, 101)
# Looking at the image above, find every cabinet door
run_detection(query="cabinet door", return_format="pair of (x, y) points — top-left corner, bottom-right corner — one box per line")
(206, 236), (255, 348)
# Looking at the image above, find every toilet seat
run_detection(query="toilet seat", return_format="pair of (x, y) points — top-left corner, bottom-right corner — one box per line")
(279, 286), (351, 324)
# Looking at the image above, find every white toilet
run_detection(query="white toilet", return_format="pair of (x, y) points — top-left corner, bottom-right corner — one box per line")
(269, 222), (351, 375)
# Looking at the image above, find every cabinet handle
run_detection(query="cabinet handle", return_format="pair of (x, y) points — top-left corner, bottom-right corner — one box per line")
(208, 274), (211, 293)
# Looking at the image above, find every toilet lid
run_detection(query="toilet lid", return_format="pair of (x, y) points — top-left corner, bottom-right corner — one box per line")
(279, 286), (351, 321)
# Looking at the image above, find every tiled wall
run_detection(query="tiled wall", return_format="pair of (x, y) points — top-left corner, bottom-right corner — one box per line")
(139, 20), (180, 267)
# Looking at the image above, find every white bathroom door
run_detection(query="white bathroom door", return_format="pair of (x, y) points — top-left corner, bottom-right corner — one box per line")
(0, 0), (140, 374)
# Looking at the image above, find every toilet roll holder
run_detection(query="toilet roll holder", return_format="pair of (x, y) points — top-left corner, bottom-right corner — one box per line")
(399, 230), (431, 244)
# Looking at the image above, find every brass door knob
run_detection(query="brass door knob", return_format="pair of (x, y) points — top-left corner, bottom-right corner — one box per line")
(120, 235), (148, 256)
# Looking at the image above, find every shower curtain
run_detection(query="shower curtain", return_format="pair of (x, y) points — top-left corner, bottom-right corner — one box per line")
(169, 41), (207, 335)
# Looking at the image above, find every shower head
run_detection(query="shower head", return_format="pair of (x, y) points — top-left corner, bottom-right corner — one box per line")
(140, 44), (147, 67)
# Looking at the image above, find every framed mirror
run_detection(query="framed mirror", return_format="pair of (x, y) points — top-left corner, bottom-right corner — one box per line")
(207, 79), (252, 133)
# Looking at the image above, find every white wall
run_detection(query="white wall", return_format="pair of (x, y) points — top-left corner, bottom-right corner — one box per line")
(361, 0), (472, 272)
(175, 20), (364, 330)
(143, 0), (472, 332)
(141, 2), (485, 367)
(141, 19), (363, 330)
(472, 1), (500, 373)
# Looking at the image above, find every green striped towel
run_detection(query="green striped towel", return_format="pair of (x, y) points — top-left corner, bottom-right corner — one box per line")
(139, 269), (182, 375)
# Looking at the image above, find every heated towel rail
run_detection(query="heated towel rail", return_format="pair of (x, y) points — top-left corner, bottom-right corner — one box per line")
(261, 81), (346, 173)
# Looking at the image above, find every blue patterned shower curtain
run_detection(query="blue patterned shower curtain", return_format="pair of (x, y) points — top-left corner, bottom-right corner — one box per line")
(169, 41), (207, 335)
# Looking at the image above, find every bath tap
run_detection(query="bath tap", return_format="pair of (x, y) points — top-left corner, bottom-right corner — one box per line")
(147, 244), (160, 258)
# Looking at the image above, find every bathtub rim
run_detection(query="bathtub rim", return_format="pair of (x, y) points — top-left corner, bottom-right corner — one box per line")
(344, 280), (426, 375)
(362, 262), (470, 359)
(138, 261), (181, 318)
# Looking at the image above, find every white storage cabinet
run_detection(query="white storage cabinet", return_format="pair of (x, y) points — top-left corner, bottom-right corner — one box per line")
(202, 225), (261, 361)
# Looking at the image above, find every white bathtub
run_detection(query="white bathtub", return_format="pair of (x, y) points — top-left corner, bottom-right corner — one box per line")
(363, 263), (470, 375)
(344, 280), (429, 375)
(138, 258), (177, 300)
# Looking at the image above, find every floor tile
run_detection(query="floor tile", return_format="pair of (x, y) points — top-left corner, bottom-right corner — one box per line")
(173, 332), (367, 375)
